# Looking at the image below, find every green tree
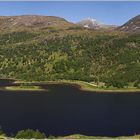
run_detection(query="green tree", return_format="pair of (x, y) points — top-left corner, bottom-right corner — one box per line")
(15, 129), (46, 139)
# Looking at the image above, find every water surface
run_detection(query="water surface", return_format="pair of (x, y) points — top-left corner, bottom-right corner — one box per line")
(0, 81), (140, 137)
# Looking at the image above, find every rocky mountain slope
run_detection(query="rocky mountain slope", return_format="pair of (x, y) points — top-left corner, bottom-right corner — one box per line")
(118, 15), (140, 32)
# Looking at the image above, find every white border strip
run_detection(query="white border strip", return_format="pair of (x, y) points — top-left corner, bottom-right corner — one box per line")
(0, 0), (140, 1)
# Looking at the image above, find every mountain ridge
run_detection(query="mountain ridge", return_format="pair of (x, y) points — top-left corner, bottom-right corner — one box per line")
(0, 15), (75, 30)
(118, 15), (140, 32)
(0, 14), (140, 32)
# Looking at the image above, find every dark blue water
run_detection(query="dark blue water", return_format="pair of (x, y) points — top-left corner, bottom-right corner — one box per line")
(0, 81), (140, 137)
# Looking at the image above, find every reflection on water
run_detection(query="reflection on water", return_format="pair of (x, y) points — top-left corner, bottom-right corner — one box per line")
(0, 79), (15, 86)
(0, 80), (140, 137)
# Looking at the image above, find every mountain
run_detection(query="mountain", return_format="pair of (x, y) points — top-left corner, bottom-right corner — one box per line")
(0, 15), (139, 88)
(0, 15), (75, 30)
(118, 15), (140, 32)
(77, 18), (117, 29)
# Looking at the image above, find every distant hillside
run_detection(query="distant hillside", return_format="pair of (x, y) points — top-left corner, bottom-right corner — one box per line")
(0, 15), (140, 88)
(118, 15), (140, 32)
(0, 15), (75, 30)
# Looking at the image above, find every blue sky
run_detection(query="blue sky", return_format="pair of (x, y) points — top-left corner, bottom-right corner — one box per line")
(0, 1), (140, 25)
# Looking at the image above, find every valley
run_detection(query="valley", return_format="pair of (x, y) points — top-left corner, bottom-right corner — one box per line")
(0, 15), (140, 90)
(0, 0), (140, 139)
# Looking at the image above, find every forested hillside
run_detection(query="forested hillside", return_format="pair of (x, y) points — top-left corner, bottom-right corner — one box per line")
(0, 25), (140, 88)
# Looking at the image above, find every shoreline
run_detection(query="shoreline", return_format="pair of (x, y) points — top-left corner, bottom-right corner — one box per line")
(13, 79), (140, 93)
(1, 134), (140, 139)
(0, 78), (140, 92)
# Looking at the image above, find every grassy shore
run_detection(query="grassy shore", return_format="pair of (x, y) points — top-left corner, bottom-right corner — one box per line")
(5, 85), (45, 91)
(60, 134), (140, 139)
(30, 80), (140, 93)
(3, 79), (140, 92)
(1, 134), (140, 139)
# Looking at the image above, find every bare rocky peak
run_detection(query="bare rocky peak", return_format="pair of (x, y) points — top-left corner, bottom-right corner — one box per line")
(77, 17), (103, 29)
(0, 15), (73, 29)
(77, 17), (117, 30)
(118, 15), (140, 32)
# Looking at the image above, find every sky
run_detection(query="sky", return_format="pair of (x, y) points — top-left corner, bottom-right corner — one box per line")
(0, 1), (140, 25)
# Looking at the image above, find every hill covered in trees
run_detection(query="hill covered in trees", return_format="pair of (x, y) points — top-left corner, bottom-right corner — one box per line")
(0, 15), (140, 88)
